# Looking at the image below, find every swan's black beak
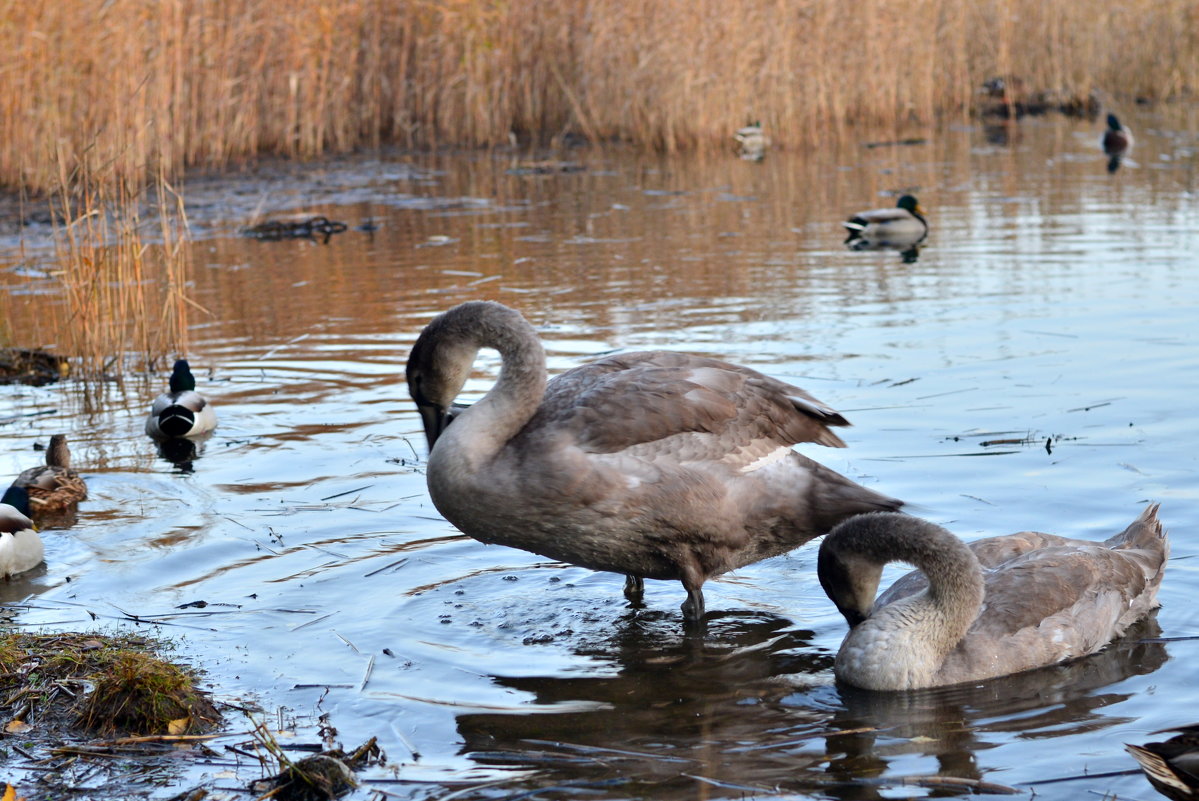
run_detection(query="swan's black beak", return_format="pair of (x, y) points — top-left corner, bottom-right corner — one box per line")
(417, 402), (449, 451)
(842, 608), (867, 628)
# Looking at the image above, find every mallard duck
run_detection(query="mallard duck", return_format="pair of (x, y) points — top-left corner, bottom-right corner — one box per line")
(1127, 723), (1199, 800)
(733, 122), (769, 161)
(0, 485), (43, 578)
(1103, 113), (1133, 173)
(843, 195), (928, 246)
(145, 359), (217, 440)
(818, 505), (1166, 690)
(13, 434), (87, 522)
(405, 301), (902, 623)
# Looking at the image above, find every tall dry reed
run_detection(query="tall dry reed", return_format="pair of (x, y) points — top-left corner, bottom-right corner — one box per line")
(1, 0), (1195, 194)
(43, 156), (197, 376)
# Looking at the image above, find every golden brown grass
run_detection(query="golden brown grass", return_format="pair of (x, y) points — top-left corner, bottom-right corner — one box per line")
(2, 0), (1196, 194)
(43, 158), (197, 376)
(0, 0), (1194, 372)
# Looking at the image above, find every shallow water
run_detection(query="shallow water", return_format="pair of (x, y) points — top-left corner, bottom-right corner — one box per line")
(2, 107), (1199, 799)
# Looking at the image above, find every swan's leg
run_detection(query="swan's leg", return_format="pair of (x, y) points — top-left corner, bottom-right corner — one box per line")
(623, 575), (644, 604)
(679, 568), (706, 621)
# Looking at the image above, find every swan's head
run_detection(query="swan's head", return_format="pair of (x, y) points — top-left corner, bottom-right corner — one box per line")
(818, 514), (896, 627)
(406, 306), (489, 451)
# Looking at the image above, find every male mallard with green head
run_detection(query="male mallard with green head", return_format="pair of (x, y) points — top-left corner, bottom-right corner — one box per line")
(1102, 113), (1133, 174)
(843, 194), (928, 246)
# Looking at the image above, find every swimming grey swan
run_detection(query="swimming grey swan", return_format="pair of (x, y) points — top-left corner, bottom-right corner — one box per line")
(145, 359), (217, 439)
(842, 195), (928, 246)
(0, 485), (43, 578)
(405, 300), (902, 621)
(13, 434), (87, 523)
(818, 505), (1167, 691)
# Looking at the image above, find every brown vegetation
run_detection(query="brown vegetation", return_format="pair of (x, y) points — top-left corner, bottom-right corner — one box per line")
(2, 0), (1196, 194)
(0, 0), (1194, 372)
(0, 631), (220, 736)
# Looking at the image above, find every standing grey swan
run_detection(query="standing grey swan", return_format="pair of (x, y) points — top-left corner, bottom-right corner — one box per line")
(405, 301), (901, 621)
(818, 505), (1167, 690)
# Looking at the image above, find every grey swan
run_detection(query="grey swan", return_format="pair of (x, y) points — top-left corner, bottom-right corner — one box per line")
(405, 300), (902, 621)
(819, 505), (1167, 690)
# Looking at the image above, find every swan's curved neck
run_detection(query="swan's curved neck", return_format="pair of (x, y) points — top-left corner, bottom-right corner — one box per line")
(436, 304), (548, 469)
(823, 514), (984, 642)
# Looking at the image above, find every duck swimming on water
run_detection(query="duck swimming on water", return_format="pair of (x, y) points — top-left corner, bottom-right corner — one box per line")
(12, 434), (87, 525)
(405, 301), (901, 621)
(145, 359), (217, 440)
(819, 505), (1167, 690)
(843, 194), (928, 247)
(0, 486), (43, 578)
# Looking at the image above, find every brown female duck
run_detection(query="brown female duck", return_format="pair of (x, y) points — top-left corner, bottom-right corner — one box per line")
(13, 434), (87, 523)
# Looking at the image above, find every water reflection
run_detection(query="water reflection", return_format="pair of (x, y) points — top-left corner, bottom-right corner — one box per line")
(454, 613), (1166, 799)
(2, 106), (1198, 799)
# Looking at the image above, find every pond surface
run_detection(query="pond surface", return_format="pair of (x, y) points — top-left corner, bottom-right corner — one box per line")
(2, 106), (1199, 799)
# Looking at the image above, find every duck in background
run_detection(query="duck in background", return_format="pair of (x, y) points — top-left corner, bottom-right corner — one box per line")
(1127, 723), (1199, 800)
(405, 301), (902, 624)
(819, 505), (1167, 690)
(843, 194), (928, 254)
(0, 486), (43, 579)
(1102, 113), (1134, 173)
(733, 122), (769, 161)
(12, 434), (86, 527)
(145, 359), (217, 440)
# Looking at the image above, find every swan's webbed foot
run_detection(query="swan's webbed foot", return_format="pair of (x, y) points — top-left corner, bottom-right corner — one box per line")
(623, 574), (645, 605)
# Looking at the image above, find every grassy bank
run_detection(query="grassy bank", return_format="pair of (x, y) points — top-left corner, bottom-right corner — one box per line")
(2, 0), (1196, 194)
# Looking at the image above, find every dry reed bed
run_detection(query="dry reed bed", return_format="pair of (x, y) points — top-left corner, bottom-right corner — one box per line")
(0, 0), (1195, 372)
(2, 0), (1196, 194)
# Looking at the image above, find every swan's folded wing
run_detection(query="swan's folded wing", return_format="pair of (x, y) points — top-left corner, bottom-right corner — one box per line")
(972, 545), (1159, 644)
(531, 352), (850, 465)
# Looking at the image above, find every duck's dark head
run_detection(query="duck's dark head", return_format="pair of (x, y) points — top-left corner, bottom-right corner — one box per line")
(1, 485), (31, 517)
(896, 195), (923, 216)
(169, 359), (197, 393)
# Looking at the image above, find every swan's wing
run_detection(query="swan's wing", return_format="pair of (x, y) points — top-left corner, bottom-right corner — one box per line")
(529, 352), (851, 468)
(971, 545), (1159, 640)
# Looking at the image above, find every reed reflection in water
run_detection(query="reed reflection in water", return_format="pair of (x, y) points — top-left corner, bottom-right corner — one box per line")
(1, 107), (1197, 799)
